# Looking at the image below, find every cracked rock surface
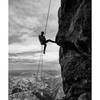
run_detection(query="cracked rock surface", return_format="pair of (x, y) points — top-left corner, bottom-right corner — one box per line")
(56, 0), (91, 100)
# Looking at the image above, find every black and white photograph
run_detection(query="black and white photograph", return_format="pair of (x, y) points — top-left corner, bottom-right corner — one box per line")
(8, 0), (91, 100)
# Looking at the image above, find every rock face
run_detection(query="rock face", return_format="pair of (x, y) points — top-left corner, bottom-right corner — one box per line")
(56, 0), (91, 100)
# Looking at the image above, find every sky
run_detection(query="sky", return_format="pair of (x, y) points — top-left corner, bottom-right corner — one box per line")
(9, 0), (60, 70)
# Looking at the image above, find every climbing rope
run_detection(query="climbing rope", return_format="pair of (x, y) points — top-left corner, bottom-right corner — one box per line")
(44, 0), (52, 34)
(36, 0), (52, 87)
(37, 45), (43, 77)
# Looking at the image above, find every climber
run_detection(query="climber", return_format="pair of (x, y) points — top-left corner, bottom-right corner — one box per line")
(39, 31), (55, 54)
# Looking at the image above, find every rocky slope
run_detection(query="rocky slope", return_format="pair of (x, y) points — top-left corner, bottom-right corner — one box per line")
(56, 0), (91, 100)
(9, 71), (64, 100)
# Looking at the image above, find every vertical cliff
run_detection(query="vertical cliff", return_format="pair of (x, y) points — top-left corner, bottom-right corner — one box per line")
(56, 0), (91, 100)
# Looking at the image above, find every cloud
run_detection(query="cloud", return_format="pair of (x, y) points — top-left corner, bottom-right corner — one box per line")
(9, 34), (22, 44)
(9, 43), (59, 66)
(9, 37), (41, 53)
(9, 0), (60, 42)
(9, 43), (59, 61)
(9, 0), (60, 70)
(32, 51), (59, 62)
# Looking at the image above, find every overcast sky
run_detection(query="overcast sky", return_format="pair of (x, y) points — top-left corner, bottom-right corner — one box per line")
(9, 0), (60, 70)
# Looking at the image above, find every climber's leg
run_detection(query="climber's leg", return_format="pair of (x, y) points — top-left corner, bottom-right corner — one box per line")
(46, 39), (55, 43)
(43, 43), (47, 54)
